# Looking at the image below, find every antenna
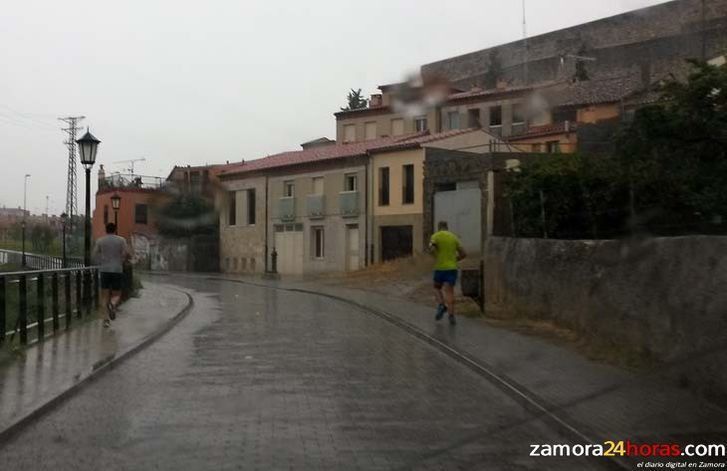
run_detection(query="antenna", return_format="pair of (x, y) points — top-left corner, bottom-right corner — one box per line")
(113, 157), (147, 175)
(522, 0), (529, 85)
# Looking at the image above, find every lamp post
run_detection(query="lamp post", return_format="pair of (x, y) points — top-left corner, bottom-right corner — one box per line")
(76, 129), (100, 266)
(110, 193), (121, 232)
(60, 212), (68, 268)
(76, 129), (100, 315)
(22, 174), (30, 268)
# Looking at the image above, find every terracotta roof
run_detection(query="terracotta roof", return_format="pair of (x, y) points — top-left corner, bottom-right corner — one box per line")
(553, 74), (645, 107)
(219, 129), (492, 178)
(334, 105), (392, 118)
(508, 122), (577, 140)
(447, 81), (562, 102)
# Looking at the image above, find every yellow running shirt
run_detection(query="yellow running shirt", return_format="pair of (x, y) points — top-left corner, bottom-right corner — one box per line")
(430, 230), (461, 271)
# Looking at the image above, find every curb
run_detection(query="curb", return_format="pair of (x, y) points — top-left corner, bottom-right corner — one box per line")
(0, 286), (194, 446)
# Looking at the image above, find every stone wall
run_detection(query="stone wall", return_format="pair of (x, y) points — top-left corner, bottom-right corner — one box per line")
(484, 236), (727, 402)
(421, 0), (727, 88)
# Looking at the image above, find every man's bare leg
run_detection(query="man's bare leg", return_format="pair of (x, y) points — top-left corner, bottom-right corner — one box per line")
(433, 283), (444, 306)
(109, 289), (121, 309)
(443, 283), (456, 321)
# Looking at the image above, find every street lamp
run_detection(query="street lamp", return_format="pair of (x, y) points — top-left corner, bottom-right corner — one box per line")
(76, 129), (100, 266)
(110, 193), (121, 230)
(60, 212), (68, 268)
(22, 174), (30, 268)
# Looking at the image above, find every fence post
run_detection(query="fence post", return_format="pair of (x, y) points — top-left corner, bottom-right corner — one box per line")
(0, 276), (5, 346)
(65, 272), (72, 329)
(19, 274), (27, 345)
(75, 270), (82, 319)
(37, 273), (45, 341)
(83, 271), (91, 317)
(52, 273), (59, 333)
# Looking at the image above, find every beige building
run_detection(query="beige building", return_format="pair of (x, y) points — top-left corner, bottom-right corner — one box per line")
(368, 129), (503, 263)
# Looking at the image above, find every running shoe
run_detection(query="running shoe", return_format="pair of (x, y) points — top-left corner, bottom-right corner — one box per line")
(448, 314), (457, 326)
(107, 302), (116, 320)
(103, 319), (111, 328)
(435, 304), (447, 321)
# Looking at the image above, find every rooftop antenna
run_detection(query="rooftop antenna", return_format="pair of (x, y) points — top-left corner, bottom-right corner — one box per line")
(522, 0), (529, 85)
(113, 157), (147, 176)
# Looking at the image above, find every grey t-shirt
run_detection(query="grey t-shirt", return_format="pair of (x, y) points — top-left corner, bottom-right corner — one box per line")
(93, 235), (130, 273)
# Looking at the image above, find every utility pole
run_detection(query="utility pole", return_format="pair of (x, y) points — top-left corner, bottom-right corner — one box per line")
(59, 116), (85, 231)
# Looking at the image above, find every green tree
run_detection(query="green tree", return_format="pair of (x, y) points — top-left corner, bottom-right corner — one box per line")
(340, 88), (368, 111)
(156, 193), (218, 239)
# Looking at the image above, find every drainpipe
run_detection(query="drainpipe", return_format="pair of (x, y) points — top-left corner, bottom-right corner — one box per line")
(264, 175), (269, 273)
(364, 156), (369, 266)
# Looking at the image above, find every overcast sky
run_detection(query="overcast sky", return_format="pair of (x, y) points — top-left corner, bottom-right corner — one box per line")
(1, 0), (668, 215)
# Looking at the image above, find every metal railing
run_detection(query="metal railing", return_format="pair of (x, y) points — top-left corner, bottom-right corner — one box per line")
(0, 249), (84, 270)
(99, 174), (165, 191)
(0, 267), (99, 346)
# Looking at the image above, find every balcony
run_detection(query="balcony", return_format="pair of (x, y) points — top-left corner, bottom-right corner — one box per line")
(277, 197), (296, 222)
(339, 191), (359, 218)
(306, 194), (325, 219)
(99, 174), (165, 191)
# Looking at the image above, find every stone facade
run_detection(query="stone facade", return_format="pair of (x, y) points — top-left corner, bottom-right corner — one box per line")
(422, 0), (727, 89)
(484, 235), (727, 404)
(219, 175), (267, 274)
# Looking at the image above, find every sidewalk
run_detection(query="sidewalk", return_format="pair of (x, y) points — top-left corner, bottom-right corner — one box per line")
(0, 281), (192, 438)
(226, 274), (727, 446)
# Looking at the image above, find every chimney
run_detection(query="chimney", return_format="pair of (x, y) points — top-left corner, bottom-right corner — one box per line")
(369, 94), (383, 108)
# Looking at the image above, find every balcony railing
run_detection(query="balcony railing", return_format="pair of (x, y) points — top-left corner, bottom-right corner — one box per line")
(339, 191), (359, 218)
(100, 174), (165, 191)
(306, 194), (325, 219)
(277, 197), (296, 222)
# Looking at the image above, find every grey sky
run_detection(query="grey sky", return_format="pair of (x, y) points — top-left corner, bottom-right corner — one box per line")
(1, 0), (667, 215)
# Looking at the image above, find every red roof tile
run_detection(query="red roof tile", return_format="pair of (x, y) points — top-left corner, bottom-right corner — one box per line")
(218, 129), (489, 178)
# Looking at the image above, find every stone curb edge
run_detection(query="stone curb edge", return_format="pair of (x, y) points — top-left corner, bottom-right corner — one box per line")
(0, 285), (194, 446)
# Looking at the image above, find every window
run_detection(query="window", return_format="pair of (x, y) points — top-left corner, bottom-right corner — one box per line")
(415, 116), (428, 132)
(135, 204), (148, 224)
(228, 192), (236, 226)
(364, 121), (377, 140)
(343, 124), (356, 142)
(379, 167), (390, 206)
(344, 173), (357, 192)
(468, 109), (481, 128)
(312, 227), (324, 259)
(447, 111), (460, 130)
(246, 189), (256, 225)
(546, 141), (561, 153)
(312, 177), (324, 195)
(512, 103), (525, 125)
(490, 106), (502, 127)
(391, 118), (404, 136)
(190, 171), (201, 193)
(283, 181), (295, 197)
(103, 205), (109, 225)
(402, 164), (414, 205)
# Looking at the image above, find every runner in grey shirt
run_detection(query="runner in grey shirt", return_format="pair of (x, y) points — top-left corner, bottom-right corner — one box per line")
(92, 223), (131, 327)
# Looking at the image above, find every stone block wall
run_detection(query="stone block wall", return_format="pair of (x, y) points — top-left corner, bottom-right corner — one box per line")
(484, 236), (727, 402)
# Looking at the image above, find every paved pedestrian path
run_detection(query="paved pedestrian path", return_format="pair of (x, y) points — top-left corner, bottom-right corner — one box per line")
(0, 281), (191, 436)
(228, 275), (727, 446)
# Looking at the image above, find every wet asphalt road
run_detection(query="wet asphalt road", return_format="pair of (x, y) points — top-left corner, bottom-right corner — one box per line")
(0, 277), (611, 470)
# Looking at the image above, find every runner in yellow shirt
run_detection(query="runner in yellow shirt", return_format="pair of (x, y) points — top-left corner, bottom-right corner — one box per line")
(428, 221), (466, 325)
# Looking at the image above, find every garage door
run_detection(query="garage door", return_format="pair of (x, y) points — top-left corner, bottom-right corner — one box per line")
(274, 224), (304, 275)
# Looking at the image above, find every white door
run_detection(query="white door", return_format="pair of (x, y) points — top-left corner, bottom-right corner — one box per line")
(274, 228), (304, 275)
(346, 225), (360, 271)
(433, 186), (481, 255)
